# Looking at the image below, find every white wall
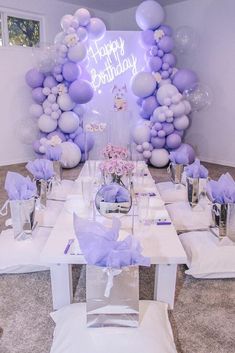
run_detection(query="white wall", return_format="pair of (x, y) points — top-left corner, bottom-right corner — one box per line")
(0, 0), (109, 165)
(165, 0), (235, 167)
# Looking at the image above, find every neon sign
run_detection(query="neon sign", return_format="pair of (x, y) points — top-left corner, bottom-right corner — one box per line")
(87, 36), (138, 90)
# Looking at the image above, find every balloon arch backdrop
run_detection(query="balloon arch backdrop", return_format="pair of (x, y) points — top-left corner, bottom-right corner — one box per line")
(25, 0), (211, 168)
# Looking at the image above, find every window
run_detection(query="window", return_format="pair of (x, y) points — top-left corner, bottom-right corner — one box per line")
(0, 9), (43, 48)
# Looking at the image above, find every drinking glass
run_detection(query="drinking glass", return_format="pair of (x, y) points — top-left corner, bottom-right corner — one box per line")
(137, 193), (150, 224)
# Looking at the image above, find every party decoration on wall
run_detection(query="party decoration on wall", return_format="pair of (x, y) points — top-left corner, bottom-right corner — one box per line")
(25, 7), (106, 167)
(131, 0), (211, 167)
(112, 84), (128, 111)
(87, 36), (138, 91)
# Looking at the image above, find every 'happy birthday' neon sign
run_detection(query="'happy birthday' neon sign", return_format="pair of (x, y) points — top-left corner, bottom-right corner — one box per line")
(87, 36), (138, 90)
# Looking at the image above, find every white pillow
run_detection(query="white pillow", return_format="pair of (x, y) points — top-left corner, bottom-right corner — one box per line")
(50, 301), (177, 353)
(179, 231), (235, 278)
(166, 201), (212, 231)
(156, 182), (187, 203)
(0, 227), (50, 274)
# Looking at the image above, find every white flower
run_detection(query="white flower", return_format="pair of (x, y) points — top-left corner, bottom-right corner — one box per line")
(64, 33), (78, 48)
(153, 72), (162, 83)
(57, 84), (68, 96)
(154, 29), (165, 43)
(49, 135), (62, 146)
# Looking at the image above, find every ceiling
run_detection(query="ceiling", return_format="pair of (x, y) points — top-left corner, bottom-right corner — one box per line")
(59, 0), (187, 13)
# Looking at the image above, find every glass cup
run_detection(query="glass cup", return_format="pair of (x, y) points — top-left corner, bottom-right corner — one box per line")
(81, 177), (93, 207)
(136, 193), (150, 224)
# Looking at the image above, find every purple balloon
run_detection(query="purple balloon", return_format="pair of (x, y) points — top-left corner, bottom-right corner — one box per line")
(162, 53), (176, 67)
(140, 108), (151, 120)
(172, 69), (198, 93)
(142, 96), (159, 116)
(162, 122), (174, 135)
(159, 25), (173, 37)
(74, 132), (94, 153)
(141, 30), (155, 46)
(69, 79), (94, 104)
(33, 140), (42, 154)
(47, 130), (66, 142)
(149, 45), (158, 56)
(154, 122), (162, 131)
(25, 68), (44, 88)
(62, 62), (80, 82)
(137, 98), (144, 106)
(158, 130), (166, 138)
(43, 76), (57, 88)
(32, 87), (46, 104)
(148, 56), (162, 72)
(166, 133), (181, 149)
(151, 136), (165, 148)
(158, 36), (174, 53)
(174, 129), (184, 137)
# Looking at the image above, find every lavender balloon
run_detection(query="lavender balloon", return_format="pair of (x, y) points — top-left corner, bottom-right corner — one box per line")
(62, 62), (79, 82)
(32, 87), (46, 104)
(141, 30), (155, 46)
(158, 36), (174, 53)
(166, 133), (181, 149)
(74, 132), (95, 153)
(148, 56), (162, 72)
(69, 79), (94, 104)
(142, 96), (159, 116)
(172, 69), (198, 93)
(25, 69), (44, 88)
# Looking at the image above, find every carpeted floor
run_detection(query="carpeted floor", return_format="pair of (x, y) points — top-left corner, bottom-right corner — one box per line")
(0, 162), (235, 353)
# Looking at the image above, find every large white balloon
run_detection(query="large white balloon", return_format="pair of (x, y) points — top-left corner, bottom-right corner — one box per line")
(68, 43), (87, 62)
(173, 115), (190, 130)
(58, 111), (80, 133)
(38, 114), (57, 133)
(29, 104), (43, 118)
(74, 8), (91, 26)
(132, 72), (156, 98)
(87, 18), (106, 40)
(60, 142), (81, 168)
(150, 148), (169, 167)
(57, 93), (75, 111)
(132, 122), (151, 144)
(136, 0), (165, 30)
(157, 84), (179, 106)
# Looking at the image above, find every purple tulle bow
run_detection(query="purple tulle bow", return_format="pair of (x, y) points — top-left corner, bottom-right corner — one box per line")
(206, 173), (235, 204)
(26, 158), (55, 180)
(101, 184), (130, 203)
(169, 149), (190, 165)
(45, 145), (62, 161)
(73, 214), (151, 269)
(185, 158), (208, 178)
(4, 172), (37, 200)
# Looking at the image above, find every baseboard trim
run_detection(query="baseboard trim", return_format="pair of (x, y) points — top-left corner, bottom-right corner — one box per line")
(199, 156), (235, 168)
(0, 157), (30, 167)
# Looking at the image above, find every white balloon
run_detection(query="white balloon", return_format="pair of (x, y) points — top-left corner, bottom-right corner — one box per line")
(173, 115), (190, 130)
(183, 100), (192, 115)
(136, 0), (165, 30)
(132, 123), (151, 144)
(157, 84), (179, 106)
(132, 72), (156, 98)
(174, 26), (198, 54)
(60, 14), (73, 31)
(57, 93), (75, 111)
(58, 111), (80, 133)
(170, 102), (186, 118)
(68, 43), (87, 62)
(38, 114), (57, 133)
(74, 8), (91, 26)
(150, 148), (169, 167)
(60, 142), (81, 168)
(29, 104), (43, 118)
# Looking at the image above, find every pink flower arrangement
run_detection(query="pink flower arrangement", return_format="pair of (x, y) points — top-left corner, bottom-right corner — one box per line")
(103, 144), (128, 160)
(99, 159), (134, 178)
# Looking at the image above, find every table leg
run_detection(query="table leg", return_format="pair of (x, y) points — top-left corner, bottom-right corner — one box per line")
(50, 264), (73, 310)
(154, 264), (177, 309)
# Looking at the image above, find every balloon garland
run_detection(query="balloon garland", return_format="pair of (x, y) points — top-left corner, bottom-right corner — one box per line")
(131, 0), (211, 168)
(25, 8), (106, 168)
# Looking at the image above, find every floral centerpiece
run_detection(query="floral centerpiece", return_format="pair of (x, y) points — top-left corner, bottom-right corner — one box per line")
(99, 159), (134, 184)
(103, 144), (128, 160)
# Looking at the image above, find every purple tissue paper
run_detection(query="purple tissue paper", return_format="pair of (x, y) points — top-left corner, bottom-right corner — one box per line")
(4, 172), (37, 200)
(73, 215), (150, 269)
(26, 158), (55, 180)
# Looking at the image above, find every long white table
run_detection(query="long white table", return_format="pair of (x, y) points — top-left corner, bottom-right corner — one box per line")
(41, 161), (187, 310)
